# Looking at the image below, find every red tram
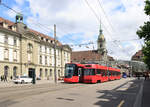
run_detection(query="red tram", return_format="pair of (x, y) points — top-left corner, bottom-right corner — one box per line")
(64, 63), (121, 83)
(64, 63), (85, 83)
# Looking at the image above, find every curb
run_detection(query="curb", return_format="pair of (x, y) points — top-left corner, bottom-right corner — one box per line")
(133, 79), (144, 107)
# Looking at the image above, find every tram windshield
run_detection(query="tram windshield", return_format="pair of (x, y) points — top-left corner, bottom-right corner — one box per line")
(65, 64), (75, 78)
(84, 69), (95, 76)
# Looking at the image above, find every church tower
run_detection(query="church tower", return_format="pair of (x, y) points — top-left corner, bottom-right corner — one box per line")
(97, 23), (107, 61)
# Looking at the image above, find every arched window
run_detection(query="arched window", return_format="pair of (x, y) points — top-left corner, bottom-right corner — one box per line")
(13, 66), (17, 77)
(40, 68), (42, 77)
(50, 69), (52, 76)
(4, 66), (9, 77)
(45, 69), (48, 77)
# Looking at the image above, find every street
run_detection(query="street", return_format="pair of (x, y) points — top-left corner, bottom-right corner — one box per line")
(0, 78), (143, 107)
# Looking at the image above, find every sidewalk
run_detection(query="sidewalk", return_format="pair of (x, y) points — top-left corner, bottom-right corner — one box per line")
(141, 79), (150, 107)
(0, 79), (63, 88)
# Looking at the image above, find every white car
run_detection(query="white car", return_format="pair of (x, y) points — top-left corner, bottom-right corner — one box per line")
(13, 76), (32, 84)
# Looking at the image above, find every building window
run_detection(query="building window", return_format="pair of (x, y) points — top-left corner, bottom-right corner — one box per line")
(4, 35), (8, 44)
(45, 46), (47, 53)
(28, 53), (32, 62)
(14, 37), (17, 46)
(40, 55), (42, 64)
(27, 43), (33, 62)
(50, 69), (52, 76)
(45, 69), (48, 77)
(13, 66), (17, 78)
(4, 48), (9, 60)
(4, 66), (9, 78)
(40, 45), (42, 52)
(58, 70), (61, 77)
(40, 68), (42, 77)
(27, 43), (33, 52)
(49, 56), (52, 65)
(13, 50), (17, 61)
(45, 56), (47, 65)
(49, 48), (51, 54)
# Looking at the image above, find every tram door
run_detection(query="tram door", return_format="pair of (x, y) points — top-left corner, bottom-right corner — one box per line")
(78, 67), (83, 82)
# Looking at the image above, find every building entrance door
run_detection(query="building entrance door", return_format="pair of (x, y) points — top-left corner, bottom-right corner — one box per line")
(28, 68), (36, 84)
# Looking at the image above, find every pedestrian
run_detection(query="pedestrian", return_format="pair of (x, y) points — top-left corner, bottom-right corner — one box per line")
(146, 72), (149, 80)
(137, 74), (140, 80)
(148, 73), (150, 80)
(4, 75), (7, 82)
(0, 75), (2, 81)
(1, 75), (4, 82)
(144, 73), (147, 80)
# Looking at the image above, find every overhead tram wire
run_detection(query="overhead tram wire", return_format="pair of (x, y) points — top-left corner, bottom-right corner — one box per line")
(0, 1), (93, 49)
(94, 0), (132, 56)
(84, 0), (140, 57)
(97, 0), (116, 32)
(0, 2), (21, 15)
(83, 0), (112, 36)
(1, 1), (138, 54)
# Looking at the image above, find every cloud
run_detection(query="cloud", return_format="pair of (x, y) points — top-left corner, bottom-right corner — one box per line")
(9, 0), (148, 60)
(15, 0), (25, 6)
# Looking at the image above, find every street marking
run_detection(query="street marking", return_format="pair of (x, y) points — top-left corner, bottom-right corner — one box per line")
(117, 100), (125, 107)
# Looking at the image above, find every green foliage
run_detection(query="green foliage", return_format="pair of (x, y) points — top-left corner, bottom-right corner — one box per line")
(137, 21), (150, 41)
(144, 0), (150, 15)
(142, 41), (150, 69)
(136, 0), (150, 69)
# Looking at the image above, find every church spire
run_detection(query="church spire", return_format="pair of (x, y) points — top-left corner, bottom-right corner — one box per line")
(99, 20), (103, 35)
(97, 20), (107, 61)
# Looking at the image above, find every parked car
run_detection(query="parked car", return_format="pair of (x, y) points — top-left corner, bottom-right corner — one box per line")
(13, 76), (32, 84)
(58, 76), (64, 81)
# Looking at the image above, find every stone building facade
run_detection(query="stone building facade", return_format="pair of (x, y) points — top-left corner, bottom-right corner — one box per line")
(0, 16), (71, 81)
(131, 50), (144, 61)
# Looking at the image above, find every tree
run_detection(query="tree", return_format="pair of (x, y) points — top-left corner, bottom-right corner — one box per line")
(136, 0), (150, 69)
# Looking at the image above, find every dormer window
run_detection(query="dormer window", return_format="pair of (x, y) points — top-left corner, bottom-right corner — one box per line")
(0, 22), (3, 26)
(12, 25), (16, 31)
(51, 40), (54, 44)
(3, 22), (8, 28)
(9, 26), (12, 29)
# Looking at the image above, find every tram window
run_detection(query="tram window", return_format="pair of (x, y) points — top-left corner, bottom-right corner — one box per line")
(78, 68), (82, 76)
(101, 71), (105, 76)
(97, 69), (101, 74)
(108, 71), (111, 76)
(84, 69), (95, 75)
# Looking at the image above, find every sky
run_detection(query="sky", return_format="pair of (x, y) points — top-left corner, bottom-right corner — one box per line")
(0, 0), (149, 60)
